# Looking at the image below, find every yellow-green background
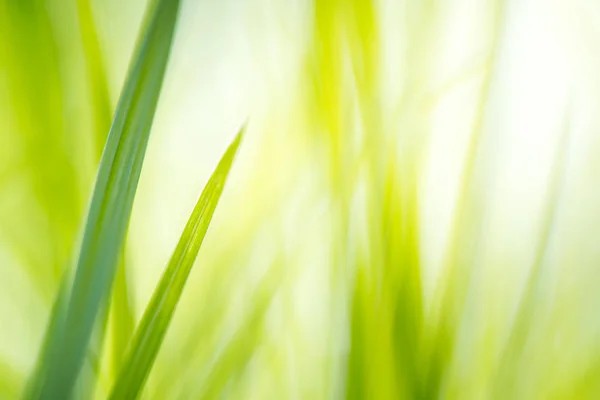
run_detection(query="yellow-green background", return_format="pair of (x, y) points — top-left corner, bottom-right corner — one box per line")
(1, 0), (599, 398)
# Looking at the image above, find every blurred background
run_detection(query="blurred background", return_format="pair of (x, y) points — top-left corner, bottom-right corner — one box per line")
(1, 0), (600, 398)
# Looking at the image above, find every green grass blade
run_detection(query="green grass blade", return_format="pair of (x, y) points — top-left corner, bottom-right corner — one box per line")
(76, 0), (112, 160)
(110, 256), (136, 378)
(77, 0), (137, 377)
(109, 129), (244, 400)
(23, 0), (181, 397)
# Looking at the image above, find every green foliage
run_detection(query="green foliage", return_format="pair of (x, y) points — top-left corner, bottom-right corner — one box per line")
(22, 0), (181, 397)
(0, 0), (598, 398)
(109, 128), (243, 399)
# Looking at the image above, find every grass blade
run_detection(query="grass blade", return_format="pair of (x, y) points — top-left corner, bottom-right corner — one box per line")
(76, 0), (112, 159)
(109, 129), (244, 400)
(110, 256), (136, 378)
(77, 0), (137, 381)
(23, 0), (181, 397)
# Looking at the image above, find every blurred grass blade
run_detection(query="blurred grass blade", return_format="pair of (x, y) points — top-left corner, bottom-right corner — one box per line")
(109, 129), (244, 400)
(76, 0), (112, 159)
(110, 256), (136, 378)
(346, 268), (367, 400)
(423, 1), (505, 394)
(1, 0), (80, 284)
(492, 111), (571, 397)
(193, 269), (278, 400)
(23, 0), (181, 397)
(0, 360), (23, 399)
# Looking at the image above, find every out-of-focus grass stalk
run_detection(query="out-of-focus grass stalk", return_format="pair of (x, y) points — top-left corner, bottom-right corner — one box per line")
(307, 2), (352, 397)
(424, 0), (505, 396)
(492, 112), (572, 398)
(308, 1), (430, 398)
(190, 265), (282, 400)
(76, 0), (112, 159)
(0, 0), (81, 298)
(0, 360), (23, 399)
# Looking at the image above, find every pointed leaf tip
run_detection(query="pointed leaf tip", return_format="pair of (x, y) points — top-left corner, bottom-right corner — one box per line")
(108, 128), (244, 399)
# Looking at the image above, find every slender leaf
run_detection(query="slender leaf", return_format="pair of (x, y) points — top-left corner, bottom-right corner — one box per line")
(110, 256), (136, 378)
(76, 0), (112, 159)
(109, 128), (244, 399)
(23, 0), (181, 397)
